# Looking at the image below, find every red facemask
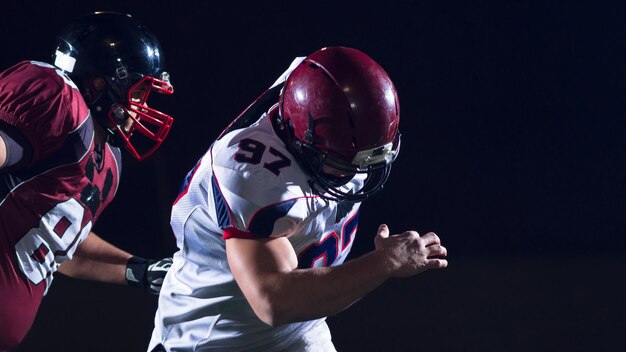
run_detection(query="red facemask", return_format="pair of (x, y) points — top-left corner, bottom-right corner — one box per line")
(107, 75), (174, 160)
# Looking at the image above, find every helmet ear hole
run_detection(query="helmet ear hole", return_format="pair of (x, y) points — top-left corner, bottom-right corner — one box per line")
(93, 77), (107, 92)
(80, 76), (107, 105)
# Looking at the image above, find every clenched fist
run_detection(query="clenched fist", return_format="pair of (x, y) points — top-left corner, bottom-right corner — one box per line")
(374, 224), (448, 277)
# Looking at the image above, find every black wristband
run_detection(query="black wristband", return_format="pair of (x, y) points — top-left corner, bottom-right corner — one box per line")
(125, 256), (153, 289)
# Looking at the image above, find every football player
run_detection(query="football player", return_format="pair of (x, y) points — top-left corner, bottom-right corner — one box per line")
(0, 12), (174, 350)
(149, 47), (448, 351)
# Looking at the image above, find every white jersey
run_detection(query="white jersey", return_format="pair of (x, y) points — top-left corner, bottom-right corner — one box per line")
(150, 60), (364, 352)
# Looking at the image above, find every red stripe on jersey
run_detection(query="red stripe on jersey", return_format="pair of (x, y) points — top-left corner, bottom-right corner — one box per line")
(31, 244), (49, 264)
(223, 227), (257, 240)
(53, 217), (71, 238)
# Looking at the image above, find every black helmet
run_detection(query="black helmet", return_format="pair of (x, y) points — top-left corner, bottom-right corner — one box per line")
(53, 11), (174, 160)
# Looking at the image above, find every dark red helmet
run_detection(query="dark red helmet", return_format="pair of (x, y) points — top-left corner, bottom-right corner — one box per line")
(278, 47), (401, 201)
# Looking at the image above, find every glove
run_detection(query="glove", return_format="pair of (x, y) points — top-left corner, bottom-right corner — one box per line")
(125, 256), (173, 294)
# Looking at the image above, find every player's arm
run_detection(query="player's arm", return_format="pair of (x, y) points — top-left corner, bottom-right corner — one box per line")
(226, 224), (447, 326)
(0, 133), (7, 168)
(57, 231), (132, 284)
(58, 232), (171, 293)
(0, 127), (28, 171)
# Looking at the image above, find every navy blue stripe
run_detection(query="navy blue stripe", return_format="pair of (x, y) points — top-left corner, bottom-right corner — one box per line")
(248, 199), (297, 237)
(212, 174), (231, 229)
(0, 116), (93, 201)
(178, 159), (201, 196)
(24, 117), (94, 178)
(342, 210), (360, 249)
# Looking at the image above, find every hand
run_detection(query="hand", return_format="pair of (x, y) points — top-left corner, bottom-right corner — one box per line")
(374, 224), (448, 278)
(125, 256), (173, 294)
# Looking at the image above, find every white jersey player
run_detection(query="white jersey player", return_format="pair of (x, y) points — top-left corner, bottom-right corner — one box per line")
(150, 47), (448, 352)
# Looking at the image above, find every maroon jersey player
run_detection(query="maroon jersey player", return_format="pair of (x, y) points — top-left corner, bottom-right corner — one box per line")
(0, 12), (174, 350)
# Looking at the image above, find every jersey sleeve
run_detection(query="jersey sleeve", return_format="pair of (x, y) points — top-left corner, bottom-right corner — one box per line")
(207, 58), (312, 240)
(210, 123), (313, 240)
(0, 61), (90, 167)
(212, 162), (312, 240)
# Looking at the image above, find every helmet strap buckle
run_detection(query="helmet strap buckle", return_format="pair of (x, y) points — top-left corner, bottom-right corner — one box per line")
(110, 104), (128, 124)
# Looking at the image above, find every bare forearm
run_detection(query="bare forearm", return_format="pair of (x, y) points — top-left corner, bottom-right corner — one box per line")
(228, 226), (447, 326)
(57, 231), (132, 285)
(58, 256), (128, 284)
(266, 250), (394, 324)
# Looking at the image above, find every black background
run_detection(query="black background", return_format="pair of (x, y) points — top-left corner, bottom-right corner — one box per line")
(3, 1), (626, 351)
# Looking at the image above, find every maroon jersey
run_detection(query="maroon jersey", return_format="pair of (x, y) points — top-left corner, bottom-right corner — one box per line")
(0, 61), (122, 349)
